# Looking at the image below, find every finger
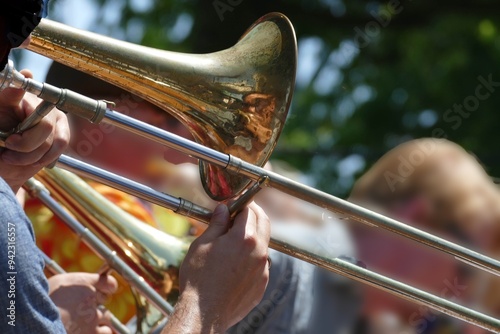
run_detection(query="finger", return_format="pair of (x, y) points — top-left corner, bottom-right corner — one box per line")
(95, 326), (113, 334)
(198, 204), (231, 242)
(3, 111), (70, 166)
(1, 136), (52, 165)
(95, 290), (110, 305)
(97, 307), (113, 326)
(95, 307), (113, 334)
(0, 69), (32, 109)
(33, 114), (70, 167)
(229, 206), (257, 242)
(20, 69), (33, 80)
(248, 202), (271, 244)
(98, 307), (131, 334)
(4, 113), (54, 152)
(93, 273), (119, 295)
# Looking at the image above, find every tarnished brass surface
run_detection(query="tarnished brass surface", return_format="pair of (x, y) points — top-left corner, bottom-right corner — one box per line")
(29, 13), (297, 200)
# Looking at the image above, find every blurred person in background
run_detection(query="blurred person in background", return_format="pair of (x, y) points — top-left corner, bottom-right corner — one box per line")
(226, 161), (362, 334)
(350, 138), (500, 334)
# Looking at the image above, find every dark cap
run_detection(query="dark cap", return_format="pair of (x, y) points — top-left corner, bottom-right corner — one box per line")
(45, 61), (130, 98)
(1, 0), (46, 69)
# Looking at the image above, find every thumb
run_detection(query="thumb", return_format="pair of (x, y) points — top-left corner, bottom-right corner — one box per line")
(92, 273), (118, 295)
(198, 204), (231, 242)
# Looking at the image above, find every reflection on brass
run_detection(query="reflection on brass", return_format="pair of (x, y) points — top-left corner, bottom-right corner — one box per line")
(29, 13), (297, 200)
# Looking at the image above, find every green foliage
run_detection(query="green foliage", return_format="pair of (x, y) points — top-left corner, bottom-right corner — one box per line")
(83, 0), (500, 197)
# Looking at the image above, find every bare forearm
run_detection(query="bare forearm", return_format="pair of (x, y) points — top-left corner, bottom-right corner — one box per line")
(161, 292), (227, 334)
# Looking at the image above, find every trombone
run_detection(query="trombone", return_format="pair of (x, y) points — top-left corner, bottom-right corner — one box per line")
(1, 12), (499, 332)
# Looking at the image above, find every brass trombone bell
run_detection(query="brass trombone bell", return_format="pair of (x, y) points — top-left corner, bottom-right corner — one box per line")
(28, 13), (297, 201)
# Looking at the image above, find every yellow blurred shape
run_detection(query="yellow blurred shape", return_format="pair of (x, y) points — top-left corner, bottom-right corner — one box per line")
(479, 19), (496, 40)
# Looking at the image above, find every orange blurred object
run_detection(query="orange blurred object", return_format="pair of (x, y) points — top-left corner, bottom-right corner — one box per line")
(26, 181), (158, 322)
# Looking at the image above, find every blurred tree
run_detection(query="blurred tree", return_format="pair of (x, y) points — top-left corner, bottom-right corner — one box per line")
(84, 0), (500, 197)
